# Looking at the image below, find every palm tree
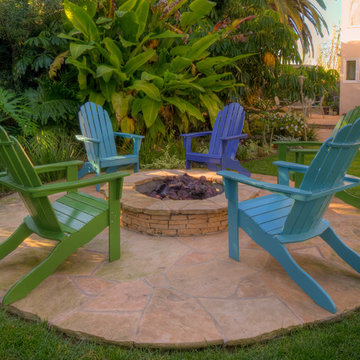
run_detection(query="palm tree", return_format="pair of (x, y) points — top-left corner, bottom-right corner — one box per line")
(214, 0), (328, 57)
(269, 0), (328, 56)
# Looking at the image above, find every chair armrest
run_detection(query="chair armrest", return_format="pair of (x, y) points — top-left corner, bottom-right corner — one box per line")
(273, 141), (322, 147)
(344, 174), (360, 184)
(180, 131), (212, 138)
(34, 160), (84, 174)
(220, 134), (248, 141)
(75, 135), (100, 143)
(218, 170), (312, 201)
(28, 171), (130, 198)
(113, 132), (144, 139)
(273, 161), (309, 174)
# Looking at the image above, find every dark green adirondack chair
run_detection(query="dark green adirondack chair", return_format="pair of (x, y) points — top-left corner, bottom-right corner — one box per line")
(0, 126), (128, 305)
(275, 106), (360, 187)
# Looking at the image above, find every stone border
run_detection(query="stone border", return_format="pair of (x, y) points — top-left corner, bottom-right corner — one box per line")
(120, 170), (229, 236)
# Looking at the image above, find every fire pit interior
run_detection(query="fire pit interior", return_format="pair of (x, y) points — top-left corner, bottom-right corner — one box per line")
(136, 173), (224, 200)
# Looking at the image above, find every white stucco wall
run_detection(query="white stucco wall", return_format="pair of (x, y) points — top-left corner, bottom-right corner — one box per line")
(340, 0), (360, 114)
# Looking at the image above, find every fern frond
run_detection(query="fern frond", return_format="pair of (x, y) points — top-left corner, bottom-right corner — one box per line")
(0, 87), (37, 135)
(25, 82), (79, 125)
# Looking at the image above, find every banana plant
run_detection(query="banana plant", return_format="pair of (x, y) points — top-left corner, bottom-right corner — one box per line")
(58, 0), (254, 138)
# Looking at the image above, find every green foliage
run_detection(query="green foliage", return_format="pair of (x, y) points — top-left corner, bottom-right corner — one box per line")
(24, 77), (80, 127)
(0, 0), (66, 90)
(142, 144), (185, 169)
(0, 87), (36, 135)
(18, 128), (85, 182)
(60, 0), (253, 139)
(276, 65), (339, 103)
(214, 0), (327, 56)
(210, 1), (301, 102)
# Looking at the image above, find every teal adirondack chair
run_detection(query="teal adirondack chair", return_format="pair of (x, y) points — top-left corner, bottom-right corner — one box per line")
(219, 118), (360, 313)
(0, 126), (128, 305)
(77, 102), (144, 191)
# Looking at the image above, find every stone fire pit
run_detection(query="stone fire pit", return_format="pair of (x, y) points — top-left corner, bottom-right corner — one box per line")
(120, 170), (260, 237)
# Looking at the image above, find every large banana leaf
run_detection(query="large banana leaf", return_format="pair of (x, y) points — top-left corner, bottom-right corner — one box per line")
(78, 0), (97, 18)
(128, 80), (161, 101)
(197, 54), (255, 76)
(140, 96), (162, 127)
(180, 0), (216, 28)
(118, 0), (138, 12)
(64, 1), (99, 42)
(135, 0), (149, 40)
(112, 92), (133, 120)
(165, 96), (203, 120)
(104, 38), (123, 68)
(199, 93), (222, 126)
(141, 72), (164, 88)
(166, 80), (205, 92)
(96, 65), (127, 83)
(195, 73), (232, 88)
(70, 43), (95, 60)
(186, 33), (219, 60)
(67, 57), (96, 76)
(149, 31), (186, 40)
(118, 11), (139, 42)
(123, 49), (155, 76)
(170, 57), (192, 73)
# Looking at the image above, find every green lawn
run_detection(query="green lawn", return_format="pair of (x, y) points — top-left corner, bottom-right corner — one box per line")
(1, 307), (360, 359)
(243, 151), (360, 198)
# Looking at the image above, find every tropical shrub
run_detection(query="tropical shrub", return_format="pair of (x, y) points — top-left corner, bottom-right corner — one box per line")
(0, 87), (36, 135)
(59, 0), (253, 139)
(210, 0), (301, 102)
(18, 128), (85, 182)
(0, 0), (65, 90)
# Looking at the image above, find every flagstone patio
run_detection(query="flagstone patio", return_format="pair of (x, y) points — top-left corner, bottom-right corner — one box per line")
(1, 173), (360, 348)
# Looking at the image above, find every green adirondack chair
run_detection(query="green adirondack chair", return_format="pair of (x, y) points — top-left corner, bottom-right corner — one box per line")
(219, 118), (360, 313)
(275, 106), (360, 188)
(0, 126), (128, 305)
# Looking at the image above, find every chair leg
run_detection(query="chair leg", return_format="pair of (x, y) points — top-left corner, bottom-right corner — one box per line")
(0, 223), (32, 261)
(95, 168), (101, 192)
(186, 160), (191, 170)
(2, 238), (79, 305)
(207, 163), (220, 171)
(134, 162), (139, 173)
(78, 162), (91, 179)
(321, 227), (360, 273)
(222, 158), (250, 177)
(262, 238), (336, 313)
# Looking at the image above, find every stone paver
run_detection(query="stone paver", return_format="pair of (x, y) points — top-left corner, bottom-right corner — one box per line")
(0, 173), (360, 348)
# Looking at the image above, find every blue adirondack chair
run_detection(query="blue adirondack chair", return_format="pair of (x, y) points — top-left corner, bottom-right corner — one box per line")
(77, 102), (144, 191)
(181, 103), (250, 176)
(219, 118), (360, 313)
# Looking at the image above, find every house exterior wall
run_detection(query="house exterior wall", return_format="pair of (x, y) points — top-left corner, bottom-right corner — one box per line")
(340, 0), (360, 114)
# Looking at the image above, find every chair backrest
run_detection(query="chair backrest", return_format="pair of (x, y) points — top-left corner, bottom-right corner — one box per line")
(79, 102), (117, 162)
(208, 103), (245, 159)
(281, 118), (360, 235)
(331, 106), (360, 137)
(0, 127), (62, 232)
